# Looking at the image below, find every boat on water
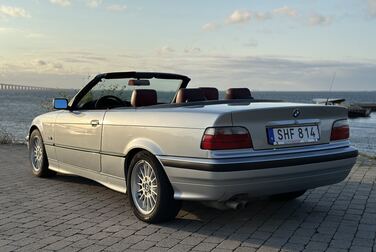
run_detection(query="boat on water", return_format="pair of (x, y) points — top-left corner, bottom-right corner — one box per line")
(313, 98), (372, 118)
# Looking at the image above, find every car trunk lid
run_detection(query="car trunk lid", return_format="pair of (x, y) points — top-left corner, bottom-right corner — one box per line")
(230, 103), (348, 150)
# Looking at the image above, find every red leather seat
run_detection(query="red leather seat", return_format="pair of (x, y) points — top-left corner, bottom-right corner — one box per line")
(131, 89), (157, 107)
(225, 88), (252, 99)
(200, 87), (219, 100)
(176, 88), (206, 103)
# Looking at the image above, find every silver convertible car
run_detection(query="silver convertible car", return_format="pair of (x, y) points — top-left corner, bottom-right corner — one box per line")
(28, 72), (358, 222)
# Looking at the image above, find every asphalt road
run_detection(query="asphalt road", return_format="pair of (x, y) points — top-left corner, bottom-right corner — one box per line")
(0, 145), (375, 252)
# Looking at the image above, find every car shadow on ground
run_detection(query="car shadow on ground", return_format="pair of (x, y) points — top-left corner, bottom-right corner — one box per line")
(51, 173), (313, 223)
(49, 172), (306, 222)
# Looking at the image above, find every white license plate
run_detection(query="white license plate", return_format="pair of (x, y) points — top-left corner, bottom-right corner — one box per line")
(267, 125), (320, 145)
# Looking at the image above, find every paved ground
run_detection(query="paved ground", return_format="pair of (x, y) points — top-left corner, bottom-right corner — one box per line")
(0, 145), (375, 252)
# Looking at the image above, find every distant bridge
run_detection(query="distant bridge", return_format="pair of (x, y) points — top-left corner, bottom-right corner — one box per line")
(0, 83), (53, 91)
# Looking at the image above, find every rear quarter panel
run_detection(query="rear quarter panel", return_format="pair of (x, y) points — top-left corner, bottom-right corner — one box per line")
(101, 108), (232, 158)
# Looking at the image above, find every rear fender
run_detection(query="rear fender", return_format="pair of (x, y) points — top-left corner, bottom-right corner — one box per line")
(123, 138), (164, 157)
(123, 138), (166, 182)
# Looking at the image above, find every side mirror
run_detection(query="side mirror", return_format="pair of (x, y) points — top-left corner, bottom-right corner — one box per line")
(53, 98), (68, 110)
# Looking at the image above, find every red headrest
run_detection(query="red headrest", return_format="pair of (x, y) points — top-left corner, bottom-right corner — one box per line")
(176, 88), (206, 103)
(225, 88), (252, 99)
(200, 87), (219, 100)
(131, 89), (157, 107)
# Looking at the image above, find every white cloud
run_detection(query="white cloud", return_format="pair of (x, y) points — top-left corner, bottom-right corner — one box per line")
(49, 0), (103, 9)
(3, 53), (376, 91)
(184, 47), (201, 54)
(253, 12), (272, 21)
(0, 5), (30, 18)
(33, 59), (64, 71)
(368, 0), (376, 16)
(0, 27), (16, 33)
(106, 4), (127, 12)
(208, 7), (334, 30)
(50, 0), (72, 7)
(49, 0), (71, 7)
(86, 0), (102, 8)
(0, 27), (46, 39)
(158, 46), (175, 54)
(26, 32), (46, 39)
(224, 7), (296, 25)
(202, 22), (218, 31)
(308, 14), (332, 26)
(226, 10), (251, 24)
(273, 6), (298, 17)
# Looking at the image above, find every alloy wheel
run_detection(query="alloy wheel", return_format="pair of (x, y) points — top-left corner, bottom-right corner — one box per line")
(130, 160), (158, 215)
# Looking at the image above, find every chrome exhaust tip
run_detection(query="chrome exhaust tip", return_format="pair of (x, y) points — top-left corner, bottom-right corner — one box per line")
(225, 201), (241, 210)
(202, 199), (250, 210)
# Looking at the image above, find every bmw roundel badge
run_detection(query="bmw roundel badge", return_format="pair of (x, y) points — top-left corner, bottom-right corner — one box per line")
(293, 109), (301, 118)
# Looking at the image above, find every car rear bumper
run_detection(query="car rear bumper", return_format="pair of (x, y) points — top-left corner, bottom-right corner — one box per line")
(158, 145), (358, 201)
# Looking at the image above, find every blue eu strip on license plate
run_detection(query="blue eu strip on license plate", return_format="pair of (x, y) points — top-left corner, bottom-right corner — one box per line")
(267, 125), (320, 145)
(267, 128), (275, 145)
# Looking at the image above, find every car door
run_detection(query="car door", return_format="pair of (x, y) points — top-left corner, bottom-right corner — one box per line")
(54, 109), (105, 172)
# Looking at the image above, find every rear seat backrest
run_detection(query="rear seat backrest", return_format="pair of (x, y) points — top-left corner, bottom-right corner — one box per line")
(200, 87), (219, 100)
(176, 88), (206, 103)
(131, 89), (157, 107)
(225, 88), (252, 99)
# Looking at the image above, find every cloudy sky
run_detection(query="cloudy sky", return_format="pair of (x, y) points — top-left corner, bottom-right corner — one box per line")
(1, 0), (376, 90)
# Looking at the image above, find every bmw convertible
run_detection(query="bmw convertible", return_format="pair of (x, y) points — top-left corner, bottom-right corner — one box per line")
(27, 72), (358, 222)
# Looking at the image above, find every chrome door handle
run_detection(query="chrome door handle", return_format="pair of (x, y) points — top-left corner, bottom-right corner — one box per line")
(90, 120), (100, 126)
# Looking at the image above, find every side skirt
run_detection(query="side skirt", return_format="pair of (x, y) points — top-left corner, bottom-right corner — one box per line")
(48, 160), (127, 194)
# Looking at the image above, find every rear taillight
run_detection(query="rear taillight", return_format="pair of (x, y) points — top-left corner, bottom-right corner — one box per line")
(330, 119), (350, 141)
(201, 127), (253, 150)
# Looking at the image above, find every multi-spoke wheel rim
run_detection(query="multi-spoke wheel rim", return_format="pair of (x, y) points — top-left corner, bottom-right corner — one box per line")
(31, 136), (43, 172)
(130, 160), (158, 215)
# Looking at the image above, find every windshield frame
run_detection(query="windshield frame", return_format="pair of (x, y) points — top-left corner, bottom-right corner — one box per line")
(69, 71), (191, 110)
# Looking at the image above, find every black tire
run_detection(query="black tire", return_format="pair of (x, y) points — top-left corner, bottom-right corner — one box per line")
(126, 151), (181, 223)
(271, 190), (307, 201)
(29, 129), (56, 177)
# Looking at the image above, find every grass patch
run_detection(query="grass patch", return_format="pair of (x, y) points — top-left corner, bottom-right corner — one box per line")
(0, 128), (15, 144)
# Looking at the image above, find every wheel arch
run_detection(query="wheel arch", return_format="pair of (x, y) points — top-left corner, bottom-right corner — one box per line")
(124, 148), (166, 179)
(28, 117), (45, 141)
(28, 125), (42, 145)
(124, 148), (144, 179)
(123, 142), (166, 184)
(29, 125), (40, 136)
